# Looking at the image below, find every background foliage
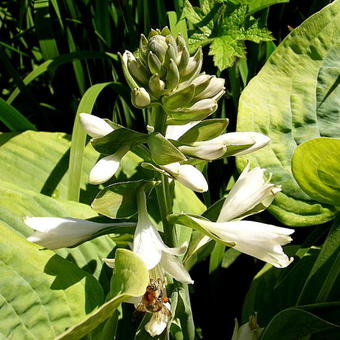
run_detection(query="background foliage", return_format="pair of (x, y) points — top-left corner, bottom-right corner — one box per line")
(0, 0), (339, 339)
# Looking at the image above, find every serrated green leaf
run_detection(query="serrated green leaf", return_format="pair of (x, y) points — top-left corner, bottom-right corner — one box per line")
(55, 249), (149, 340)
(0, 221), (103, 339)
(237, 0), (340, 226)
(292, 138), (340, 208)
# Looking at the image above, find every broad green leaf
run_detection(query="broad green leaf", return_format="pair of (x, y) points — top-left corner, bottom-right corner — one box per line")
(260, 304), (340, 340)
(91, 127), (147, 155)
(55, 249), (148, 340)
(91, 180), (159, 219)
(297, 216), (340, 305)
(0, 131), (98, 204)
(237, 0), (340, 226)
(0, 179), (116, 282)
(221, 248), (241, 269)
(242, 246), (320, 325)
(147, 133), (187, 165)
(177, 119), (229, 143)
(0, 98), (36, 131)
(292, 138), (340, 208)
(0, 221), (104, 339)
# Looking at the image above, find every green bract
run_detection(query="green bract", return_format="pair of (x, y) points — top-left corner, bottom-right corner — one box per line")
(120, 27), (225, 123)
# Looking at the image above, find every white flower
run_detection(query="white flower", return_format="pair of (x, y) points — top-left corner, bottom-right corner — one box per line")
(165, 121), (200, 140)
(178, 132), (270, 161)
(145, 302), (171, 336)
(231, 315), (263, 340)
(88, 145), (130, 185)
(161, 162), (208, 193)
(79, 113), (114, 138)
(184, 216), (294, 268)
(217, 162), (281, 222)
(25, 217), (134, 249)
(133, 190), (193, 283)
(80, 113), (129, 184)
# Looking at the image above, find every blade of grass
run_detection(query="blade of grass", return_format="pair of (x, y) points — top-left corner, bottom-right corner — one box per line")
(0, 98), (37, 131)
(33, 0), (59, 60)
(7, 51), (118, 104)
(68, 81), (127, 201)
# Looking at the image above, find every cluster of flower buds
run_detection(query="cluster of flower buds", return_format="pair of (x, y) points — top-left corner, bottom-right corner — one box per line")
(121, 27), (225, 123)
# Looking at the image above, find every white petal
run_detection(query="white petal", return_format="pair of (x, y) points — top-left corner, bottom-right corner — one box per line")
(79, 113), (114, 138)
(191, 218), (294, 268)
(179, 143), (226, 160)
(217, 164), (280, 222)
(229, 132), (270, 156)
(165, 121), (200, 140)
(133, 216), (163, 270)
(160, 252), (194, 284)
(145, 305), (171, 336)
(89, 146), (129, 185)
(25, 217), (117, 249)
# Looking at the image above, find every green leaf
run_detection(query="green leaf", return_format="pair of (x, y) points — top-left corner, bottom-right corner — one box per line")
(0, 98), (36, 131)
(240, 0), (289, 15)
(292, 138), (340, 208)
(297, 215), (340, 304)
(221, 248), (241, 268)
(184, 1), (273, 70)
(55, 249), (149, 340)
(237, 0), (340, 226)
(147, 133), (187, 165)
(91, 127), (147, 155)
(0, 221), (104, 339)
(91, 180), (159, 219)
(260, 304), (340, 340)
(0, 131), (98, 204)
(177, 119), (229, 143)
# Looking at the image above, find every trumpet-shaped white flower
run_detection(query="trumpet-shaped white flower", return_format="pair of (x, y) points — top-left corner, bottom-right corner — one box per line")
(161, 162), (208, 193)
(180, 215), (294, 268)
(80, 113), (129, 184)
(133, 189), (193, 283)
(217, 162), (281, 222)
(25, 217), (134, 249)
(178, 132), (270, 161)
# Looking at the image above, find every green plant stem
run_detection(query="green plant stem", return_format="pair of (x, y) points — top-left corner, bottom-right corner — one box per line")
(151, 106), (195, 337)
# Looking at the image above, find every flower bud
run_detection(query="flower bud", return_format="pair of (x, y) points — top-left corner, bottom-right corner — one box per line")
(180, 47), (203, 80)
(166, 59), (180, 89)
(149, 74), (166, 98)
(127, 58), (150, 86)
(147, 51), (163, 74)
(79, 113), (114, 138)
(148, 35), (168, 61)
(194, 76), (225, 100)
(131, 87), (151, 108)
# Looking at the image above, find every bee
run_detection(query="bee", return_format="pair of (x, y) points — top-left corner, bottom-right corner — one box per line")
(136, 278), (171, 317)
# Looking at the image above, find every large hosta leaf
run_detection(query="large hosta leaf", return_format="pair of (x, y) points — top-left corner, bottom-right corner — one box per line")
(236, 0), (340, 226)
(0, 221), (104, 339)
(0, 179), (115, 282)
(0, 131), (98, 203)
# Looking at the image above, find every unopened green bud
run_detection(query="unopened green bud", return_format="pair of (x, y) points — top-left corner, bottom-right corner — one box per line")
(127, 58), (150, 86)
(186, 98), (217, 115)
(180, 47), (203, 81)
(148, 35), (168, 61)
(149, 74), (166, 97)
(139, 34), (148, 60)
(164, 43), (178, 66)
(147, 51), (162, 74)
(177, 45), (190, 73)
(161, 26), (171, 35)
(166, 59), (180, 89)
(131, 87), (151, 108)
